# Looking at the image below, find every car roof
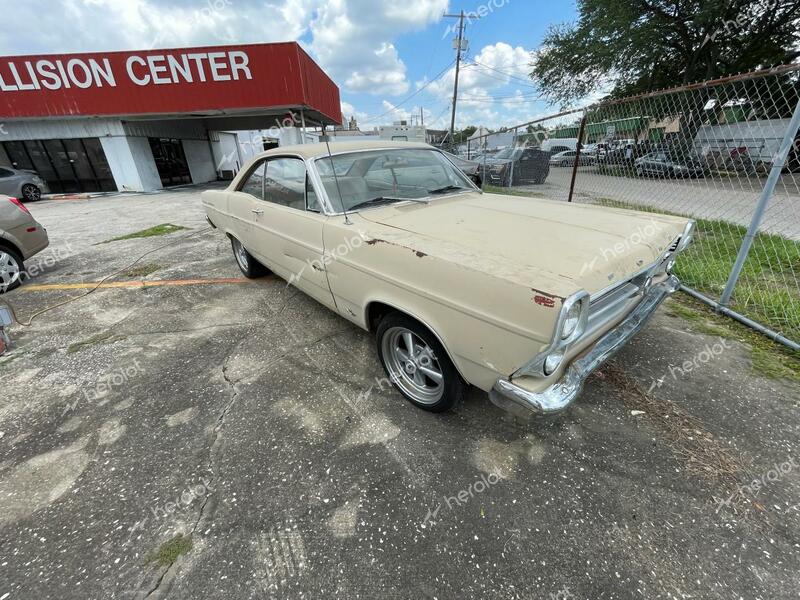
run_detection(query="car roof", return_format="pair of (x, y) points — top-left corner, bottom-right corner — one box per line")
(255, 140), (435, 161)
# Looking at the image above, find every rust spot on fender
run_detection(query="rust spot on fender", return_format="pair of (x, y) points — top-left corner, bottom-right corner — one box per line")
(366, 237), (427, 257)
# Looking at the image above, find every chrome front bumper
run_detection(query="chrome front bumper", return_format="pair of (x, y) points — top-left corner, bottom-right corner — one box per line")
(489, 274), (680, 417)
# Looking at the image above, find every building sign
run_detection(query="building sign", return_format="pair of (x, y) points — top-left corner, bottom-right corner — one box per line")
(0, 42), (341, 124)
(0, 51), (252, 91)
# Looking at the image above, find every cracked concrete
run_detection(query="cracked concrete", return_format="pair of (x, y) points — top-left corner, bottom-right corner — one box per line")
(0, 185), (798, 599)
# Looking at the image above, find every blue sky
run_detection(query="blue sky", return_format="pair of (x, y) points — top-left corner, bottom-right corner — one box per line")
(0, 0), (579, 129)
(345, 0), (579, 129)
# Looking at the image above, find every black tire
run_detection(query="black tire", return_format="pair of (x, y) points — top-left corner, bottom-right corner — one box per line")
(230, 236), (268, 278)
(21, 184), (41, 202)
(376, 312), (466, 413)
(0, 244), (24, 293)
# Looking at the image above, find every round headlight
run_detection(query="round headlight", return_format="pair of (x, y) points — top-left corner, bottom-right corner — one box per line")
(544, 351), (565, 376)
(561, 301), (583, 340)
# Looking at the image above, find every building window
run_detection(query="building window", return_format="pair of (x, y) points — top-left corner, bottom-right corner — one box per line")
(1, 138), (116, 193)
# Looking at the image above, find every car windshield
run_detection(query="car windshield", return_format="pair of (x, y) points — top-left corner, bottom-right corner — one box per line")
(315, 148), (475, 213)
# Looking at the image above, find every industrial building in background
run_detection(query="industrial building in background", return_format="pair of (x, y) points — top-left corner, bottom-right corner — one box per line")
(0, 42), (341, 193)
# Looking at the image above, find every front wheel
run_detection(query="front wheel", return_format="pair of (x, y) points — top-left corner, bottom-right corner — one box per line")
(21, 184), (41, 202)
(376, 313), (466, 412)
(230, 237), (268, 278)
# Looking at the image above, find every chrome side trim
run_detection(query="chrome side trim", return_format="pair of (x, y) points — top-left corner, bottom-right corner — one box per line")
(489, 275), (680, 417)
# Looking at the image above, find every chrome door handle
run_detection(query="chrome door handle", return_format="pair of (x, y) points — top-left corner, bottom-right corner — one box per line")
(251, 208), (264, 215)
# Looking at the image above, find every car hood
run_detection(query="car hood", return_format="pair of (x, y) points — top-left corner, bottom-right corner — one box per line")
(481, 158), (512, 168)
(358, 192), (688, 298)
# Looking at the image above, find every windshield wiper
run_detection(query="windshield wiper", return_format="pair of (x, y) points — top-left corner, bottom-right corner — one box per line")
(348, 196), (412, 211)
(427, 185), (469, 195)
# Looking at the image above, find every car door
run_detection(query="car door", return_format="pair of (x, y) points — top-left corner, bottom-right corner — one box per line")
(226, 160), (266, 250)
(250, 156), (335, 309)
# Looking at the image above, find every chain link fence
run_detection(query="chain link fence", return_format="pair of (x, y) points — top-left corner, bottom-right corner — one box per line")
(445, 65), (800, 347)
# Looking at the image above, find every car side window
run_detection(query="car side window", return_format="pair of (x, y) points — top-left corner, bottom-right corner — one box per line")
(306, 176), (321, 213)
(239, 161), (266, 200)
(263, 158), (307, 211)
(0, 168), (13, 178)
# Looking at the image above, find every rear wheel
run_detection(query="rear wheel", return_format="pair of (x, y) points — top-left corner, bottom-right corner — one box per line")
(21, 184), (41, 202)
(0, 245), (24, 293)
(230, 237), (267, 278)
(376, 313), (466, 412)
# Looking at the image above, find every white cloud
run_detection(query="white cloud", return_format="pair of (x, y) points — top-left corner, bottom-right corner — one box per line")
(0, 0), (314, 54)
(0, 0), (448, 99)
(427, 42), (533, 100)
(420, 42), (544, 129)
(308, 0), (448, 95)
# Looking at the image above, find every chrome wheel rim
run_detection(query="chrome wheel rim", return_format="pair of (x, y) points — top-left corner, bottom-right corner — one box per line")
(0, 251), (21, 291)
(233, 239), (249, 271)
(381, 327), (444, 405)
(22, 185), (40, 201)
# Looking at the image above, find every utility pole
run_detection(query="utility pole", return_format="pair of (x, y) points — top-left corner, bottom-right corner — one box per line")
(444, 11), (472, 145)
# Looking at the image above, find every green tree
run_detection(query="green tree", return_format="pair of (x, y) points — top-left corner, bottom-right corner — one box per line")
(531, 0), (800, 106)
(454, 126), (478, 143)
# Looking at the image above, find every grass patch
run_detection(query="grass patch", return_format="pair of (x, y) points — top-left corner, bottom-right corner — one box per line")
(97, 223), (187, 245)
(122, 263), (162, 278)
(67, 331), (127, 354)
(666, 295), (800, 384)
(484, 185), (548, 198)
(596, 198), (800, 343)
(146, 534), (193, 567)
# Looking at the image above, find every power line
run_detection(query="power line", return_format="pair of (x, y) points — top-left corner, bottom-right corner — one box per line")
(467, 60), (538, 88)
(460, 64), (540, 91)
(459, 91), (542, 100)
(359, 58), (456, 124)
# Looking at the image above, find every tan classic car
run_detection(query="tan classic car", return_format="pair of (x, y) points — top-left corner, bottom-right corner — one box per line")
(202, 141), (694, 416)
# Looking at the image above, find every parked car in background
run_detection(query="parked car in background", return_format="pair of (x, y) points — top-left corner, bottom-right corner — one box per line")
(202, 140), (695, 417)
(582, 143), (607, 159)
(541, 139), (578, 153)
(549, 150), (595, 167)
(480, 146), (551, 186)
(442, 151), (482, 187)
(635, 152), (708, 178)
(0, 167), (48, 202)
(0, 195), (49, 292)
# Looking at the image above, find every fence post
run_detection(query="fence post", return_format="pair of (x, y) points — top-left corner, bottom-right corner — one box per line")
(719, 96), (800, 307)
(567, 111), (588, 203)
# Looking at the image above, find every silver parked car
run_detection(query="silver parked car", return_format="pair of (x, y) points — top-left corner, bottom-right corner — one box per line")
(0, 166), (48, 202)
(549, 150), (595, 167)
(0, 195), (49, 292)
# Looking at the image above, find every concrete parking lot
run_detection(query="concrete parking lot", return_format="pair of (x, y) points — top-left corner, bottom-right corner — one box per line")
(1, 186), (799, 599)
